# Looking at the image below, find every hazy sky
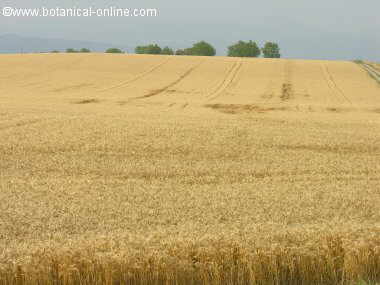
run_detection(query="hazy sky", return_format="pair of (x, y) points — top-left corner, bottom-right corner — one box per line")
(1, 0), (379, 60)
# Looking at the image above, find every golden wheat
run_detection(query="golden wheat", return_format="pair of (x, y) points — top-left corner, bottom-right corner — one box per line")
(1, 54), (380, 284)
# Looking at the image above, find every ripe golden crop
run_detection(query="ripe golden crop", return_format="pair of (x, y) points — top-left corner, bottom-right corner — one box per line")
(1, 54), (380, 284)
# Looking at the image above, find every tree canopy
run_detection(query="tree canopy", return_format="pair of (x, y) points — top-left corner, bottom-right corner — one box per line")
(66, 48), (77, 53)
(105, 48), (123, 53)
(80, 48), (91, 53)
(186, 41), (216, 56)
(175, 49), (185, 55)
(131, 41), (281, 58)
(262, 42), (281, 58)
(161, 46), (174, 55)
(227, 41), (261, 57)
(135, 44), (162, 55)
(66, 48), (91, 53)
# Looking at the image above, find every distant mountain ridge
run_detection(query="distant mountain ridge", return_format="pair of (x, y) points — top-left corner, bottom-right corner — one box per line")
(0, 34), (131, 53)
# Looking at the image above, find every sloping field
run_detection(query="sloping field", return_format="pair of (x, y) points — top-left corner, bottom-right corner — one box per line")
(1, 54), (380, 284)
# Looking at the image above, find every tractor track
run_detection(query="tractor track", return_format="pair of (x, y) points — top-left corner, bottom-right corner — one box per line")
(361, 63), (380, 84)
(206, 59), (243, 101)
(320, 64), (339, 104)
(321, 63), (352, 105)
(280, 60), (294, 101)
(98, 57), (172, 92)
(133, 60), (205, 100)
(261, 61), (283, 104)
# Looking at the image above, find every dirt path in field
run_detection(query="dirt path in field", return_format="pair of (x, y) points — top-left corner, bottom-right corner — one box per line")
(135, 60), (205, 99)
(362, 63), (380, 83)
(98, 57), (172, 92)
(207, 59), (243, 101)
(321, 63), (352, 105)
(281, 60), (294, 101)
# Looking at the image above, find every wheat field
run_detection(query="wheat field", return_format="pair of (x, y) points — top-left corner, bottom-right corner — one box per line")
(1, 53), (380, 285)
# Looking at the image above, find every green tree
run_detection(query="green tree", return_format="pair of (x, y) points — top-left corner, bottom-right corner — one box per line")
(51, 50), (60, 53)
(187, 41), (216, 56)
(183, 48), (194, 55)
(66, 48), (77, 53)
(262, 42), (281, 58)
(161, 46), (174, 55)
(80, 48), (91, 53)
(135, 46), (146, 54)
(227, 40), (261, 57)
(147, 44), (162, 54)
(175, 49), (185, 55)
(105, 48), (123, 53)
(135, 44), (162, 54)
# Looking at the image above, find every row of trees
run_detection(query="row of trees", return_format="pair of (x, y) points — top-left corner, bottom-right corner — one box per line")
(176, 41), (216, 56)
(56, 41), (281, 57)
(135, 44), (172, 55)
(228, 41), (280, 58)
(105, 48), (124, 53)
(135, 41), (216, 56)
(52, 48), (124, 53)
(65, 48), (91, 53)
(135, 41), (280, 58)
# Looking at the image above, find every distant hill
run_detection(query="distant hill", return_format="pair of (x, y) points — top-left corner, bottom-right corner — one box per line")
(0, 34), (131, 53)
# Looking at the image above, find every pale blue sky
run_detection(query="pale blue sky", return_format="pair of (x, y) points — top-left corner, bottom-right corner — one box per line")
(1, 0), (379, 60)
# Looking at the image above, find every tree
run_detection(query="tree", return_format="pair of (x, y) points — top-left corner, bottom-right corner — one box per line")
(135, 44), (162, 54)
(147, 44), (161, 54)
(66, 48), (77, 53)
(80, 48), (91, 53)
(175, 49), (185, 55)
(262, 42), (281, 58)
(161, 46), (174, 55)
(51, 50), (60, 53)
(227, 40), (261, 57)
(187, 41), (216, 56)
(183, 48), (194, 55)
(105, 48), (123, 53)
(135, 46), (145, 54)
